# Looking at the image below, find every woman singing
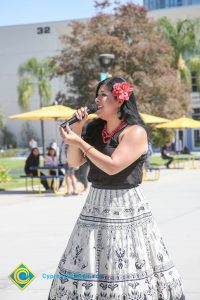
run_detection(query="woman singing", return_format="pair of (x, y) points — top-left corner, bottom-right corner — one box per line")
(48, 77), (185, 299)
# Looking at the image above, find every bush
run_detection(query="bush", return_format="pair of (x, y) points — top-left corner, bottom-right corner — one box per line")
(0, 166), (10, 183)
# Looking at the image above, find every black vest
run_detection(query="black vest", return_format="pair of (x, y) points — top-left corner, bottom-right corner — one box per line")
(82, 120), (146, 189)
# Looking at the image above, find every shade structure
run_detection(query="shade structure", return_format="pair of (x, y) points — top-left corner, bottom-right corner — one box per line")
(9, 105), (76, 121)
(140, 113), (169, 124)
(156, 117), (200, 129)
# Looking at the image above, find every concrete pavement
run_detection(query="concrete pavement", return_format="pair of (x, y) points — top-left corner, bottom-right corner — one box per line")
(0, 168), (199, 299)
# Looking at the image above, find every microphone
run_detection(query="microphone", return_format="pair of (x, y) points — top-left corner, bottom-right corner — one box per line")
(60, 104), (98, 128)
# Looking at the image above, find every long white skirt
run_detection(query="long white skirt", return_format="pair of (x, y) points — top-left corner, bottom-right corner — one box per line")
(48, 186), (185, 300)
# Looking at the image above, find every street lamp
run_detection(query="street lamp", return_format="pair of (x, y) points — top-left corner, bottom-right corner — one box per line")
(98, 53), (115, 80)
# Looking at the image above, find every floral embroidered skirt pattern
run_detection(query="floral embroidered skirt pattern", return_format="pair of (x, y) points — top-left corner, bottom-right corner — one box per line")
(48, 186), (185, 300)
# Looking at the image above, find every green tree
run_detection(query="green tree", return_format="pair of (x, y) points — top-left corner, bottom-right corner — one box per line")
(0, 126), (17, 148)
(0, 107), (5, 129)
(18, 57), (57, 155)
(0, 107), (6, 148)
(20, 122), (39, 148)
(157, 17), (200, 83)
(53, 1), (191, 120)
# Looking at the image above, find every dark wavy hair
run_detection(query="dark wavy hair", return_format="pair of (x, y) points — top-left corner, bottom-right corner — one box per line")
(30, 147), (39, 157)
(91, 77), (150, 140)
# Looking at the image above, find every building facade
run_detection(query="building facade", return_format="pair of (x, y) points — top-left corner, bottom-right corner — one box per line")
(0, 20), (72, 148)
(144, 0), (200, 10)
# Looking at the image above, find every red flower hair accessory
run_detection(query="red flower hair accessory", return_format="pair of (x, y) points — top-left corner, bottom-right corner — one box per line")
(112, 82), (134, 101)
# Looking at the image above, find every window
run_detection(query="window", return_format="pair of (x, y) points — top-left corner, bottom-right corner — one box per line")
(193, 108), (200, 120)
(191, 0), (200, 4)
(191, 71), (198, 92)
(176, 0), (183, 6)
(194, 130), (200, 148)
(144, 0), (200, 9)
(159, 0), (166, 8)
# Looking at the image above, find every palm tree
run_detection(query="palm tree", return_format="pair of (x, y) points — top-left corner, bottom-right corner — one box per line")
(157, 17), (200, 84)
(18, 57), (57, 155)
(176, 54), (193, 84)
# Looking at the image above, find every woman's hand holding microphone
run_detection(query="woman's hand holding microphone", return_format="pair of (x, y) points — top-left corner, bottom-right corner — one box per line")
(59, 107), (88, 146)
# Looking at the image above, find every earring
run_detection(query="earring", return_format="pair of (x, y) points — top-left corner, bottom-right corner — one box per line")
(117, 108), (121, 119)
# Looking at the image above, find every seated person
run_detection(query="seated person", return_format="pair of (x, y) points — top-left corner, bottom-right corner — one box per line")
(44, 147), (64, 190)
(24, 147), (49, 191)
(161, 141), (174, 169)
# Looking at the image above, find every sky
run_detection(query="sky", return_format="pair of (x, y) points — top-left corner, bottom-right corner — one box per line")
(0, 0), (143, 27)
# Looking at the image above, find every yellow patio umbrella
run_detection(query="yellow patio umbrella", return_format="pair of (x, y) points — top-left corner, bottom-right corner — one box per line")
(156, 117), (200, 129)
(9, 105), (76, 121)
(140, 113), (169, 124)
(9, 105), (81, 156)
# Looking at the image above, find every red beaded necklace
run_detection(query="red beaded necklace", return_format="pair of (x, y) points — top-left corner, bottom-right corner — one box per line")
(101, 119), (127, 144)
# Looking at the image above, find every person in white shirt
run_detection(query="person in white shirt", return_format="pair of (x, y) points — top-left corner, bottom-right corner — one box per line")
(29, 138), (38, 150)
(44, 147), (64, 190)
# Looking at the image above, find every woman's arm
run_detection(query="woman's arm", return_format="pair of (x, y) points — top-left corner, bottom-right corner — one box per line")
(67, 144), (87, 168)
(79, 125), (148, 175)
(61, 124), (148, 175)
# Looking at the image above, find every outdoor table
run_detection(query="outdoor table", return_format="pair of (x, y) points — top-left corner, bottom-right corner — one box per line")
(192, 157), (200, 169)
(143, 167), (160, 181)
(172, 155), (196, 169)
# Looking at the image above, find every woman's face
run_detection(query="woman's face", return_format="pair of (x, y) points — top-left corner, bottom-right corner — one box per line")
(49, 148), (56, 156)
(95, 84), (122, 120)
(32, 148), (39, 156)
